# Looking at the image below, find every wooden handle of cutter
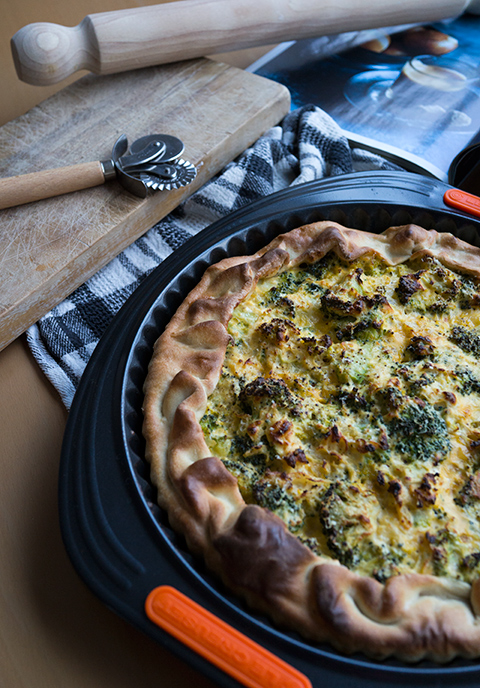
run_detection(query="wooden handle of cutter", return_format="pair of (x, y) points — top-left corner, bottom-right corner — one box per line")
(11, 0), (480, 86)
(0, 161), (106, 210)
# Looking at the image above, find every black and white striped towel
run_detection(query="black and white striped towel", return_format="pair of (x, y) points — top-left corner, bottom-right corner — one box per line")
(26, 105), (398, 408)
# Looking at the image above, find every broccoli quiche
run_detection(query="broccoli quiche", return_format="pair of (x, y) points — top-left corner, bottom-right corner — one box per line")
(143, 221), (480, 662)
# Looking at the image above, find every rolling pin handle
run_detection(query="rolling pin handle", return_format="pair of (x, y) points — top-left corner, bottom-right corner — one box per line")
(11, 18), (98, 86)
(0, 161), (108, 211)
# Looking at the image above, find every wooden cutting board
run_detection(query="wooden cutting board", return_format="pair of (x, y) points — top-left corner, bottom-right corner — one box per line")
(0, 58), (290, 352)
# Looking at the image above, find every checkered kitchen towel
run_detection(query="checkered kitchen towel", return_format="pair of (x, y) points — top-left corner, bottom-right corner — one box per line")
(27, 105), (398, 408)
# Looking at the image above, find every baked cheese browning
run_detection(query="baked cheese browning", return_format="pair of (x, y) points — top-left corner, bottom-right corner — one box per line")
(200, 251), (480, 583)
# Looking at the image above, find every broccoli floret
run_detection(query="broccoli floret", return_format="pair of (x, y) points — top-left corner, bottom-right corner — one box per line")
(461, 552), (480, 573)
(377, 385), (404, 413)
(395, 273), (424, 304)
(299, 252), (337, 279)
(276, 296), (296, 318)
(458, 274), (480, 309)
(200, 412), (219, 432)
(424, 527), (464, 578)
(367, 542), (406, 583)
(252, 479), (304, 531)
(304, 282), (325, 295)
(454, 472), (480, 508)
(246, 453), (269, 469)
(408, 373), (434, 396)
(227, 433), (272, 473)
(404, 335), (435, 360)
(321, 291), (365, 319)
(230, 434), (254, 457)
(257, 318), (299, 343)
(318, 482), (362, 568)
(450, 326), (480, 358)
(455, 366), (480, 395)
(387, 401), (451, 463)
(335, 387), (371, 412)
(238, 376), (301, 417)
(264, 271), (303, 306)
(426, 300), (449, 314)
(335, 313), (383, 342)
(222, 459), (261, 490)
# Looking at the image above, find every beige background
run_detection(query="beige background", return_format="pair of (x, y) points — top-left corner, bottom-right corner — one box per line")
(0, 2), (272, 686)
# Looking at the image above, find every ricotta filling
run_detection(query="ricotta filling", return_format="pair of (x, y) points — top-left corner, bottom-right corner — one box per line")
(200, 251), (480, 583)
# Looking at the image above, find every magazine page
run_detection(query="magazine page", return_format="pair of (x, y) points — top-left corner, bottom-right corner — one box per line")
(251, 16), (480, 181)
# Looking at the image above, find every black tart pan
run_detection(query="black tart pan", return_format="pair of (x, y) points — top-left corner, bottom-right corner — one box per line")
(60, 171), (480, 688)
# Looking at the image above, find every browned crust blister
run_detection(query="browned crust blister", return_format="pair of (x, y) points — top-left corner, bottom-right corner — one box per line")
(142, 221), (480, 662)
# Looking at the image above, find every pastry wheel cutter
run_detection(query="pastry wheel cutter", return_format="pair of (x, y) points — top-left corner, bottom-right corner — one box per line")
(0, 133), (196, 210)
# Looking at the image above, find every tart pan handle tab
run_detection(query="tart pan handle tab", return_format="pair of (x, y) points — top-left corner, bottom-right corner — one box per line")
(145, 585), (312, 688)
(444, 188), (480, 219)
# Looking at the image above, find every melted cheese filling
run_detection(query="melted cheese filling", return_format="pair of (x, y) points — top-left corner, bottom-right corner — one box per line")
(201, 251), (480, 583)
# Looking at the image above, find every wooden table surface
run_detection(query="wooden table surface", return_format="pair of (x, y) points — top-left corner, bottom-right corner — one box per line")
(0, 3), (275, 686)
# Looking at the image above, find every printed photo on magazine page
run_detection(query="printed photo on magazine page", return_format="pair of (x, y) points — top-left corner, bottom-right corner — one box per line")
(252, 16), (480, 181)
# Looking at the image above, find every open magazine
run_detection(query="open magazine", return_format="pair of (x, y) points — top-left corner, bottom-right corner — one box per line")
(249, 15), (480, 181)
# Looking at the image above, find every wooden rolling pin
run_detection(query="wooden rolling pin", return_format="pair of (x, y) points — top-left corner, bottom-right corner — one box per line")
(11, 0), (480, 86)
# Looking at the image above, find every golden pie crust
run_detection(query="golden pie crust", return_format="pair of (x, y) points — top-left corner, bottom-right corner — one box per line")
(142, 221), (480, 662)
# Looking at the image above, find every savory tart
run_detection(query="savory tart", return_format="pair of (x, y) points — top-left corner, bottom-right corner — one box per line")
(143, 220), (480, 662)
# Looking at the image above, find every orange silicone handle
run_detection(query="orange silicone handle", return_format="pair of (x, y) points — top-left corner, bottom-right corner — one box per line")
(444, 188), (480, 219)
(145, 586), (312, 688)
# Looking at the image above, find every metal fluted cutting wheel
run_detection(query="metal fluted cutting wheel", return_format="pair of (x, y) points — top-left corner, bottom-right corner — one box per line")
(139, 159), (197, 191)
